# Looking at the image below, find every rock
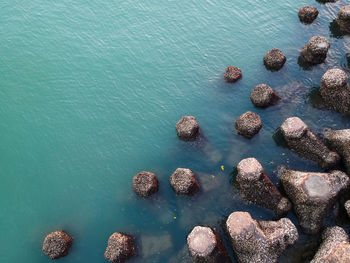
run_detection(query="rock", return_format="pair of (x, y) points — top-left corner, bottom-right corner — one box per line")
(345, 200), (350, 218)
(236, 158), (291, 217)
(42, 231), (72, 260)
(224, 66), (242, 82)
(104, 233), (135, 263)
(337, 6), (350, 34)
(300, 36), (330, 64)
(320, 68), (350, 114)
(280, 117), (340, 170)
(311, 227), (350, 262)
(250, 84), (280, 107)
(133, 171), (159, 197)
(281, 169), (349, 234)
(226, 211), (298, 263)
(298, 7), (319, 24)
(263, 49), (286, 71)
(235, 111), (262, 139)
(170, 168), (199, 195)
(176, 116), (200, 141)
(187, 226), (231, 263)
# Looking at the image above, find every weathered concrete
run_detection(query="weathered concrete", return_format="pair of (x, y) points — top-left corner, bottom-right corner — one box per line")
(133, 171), (159, 197)
(176, 116), (200, 141)
(42, 231), (72, 260)
(170, 168), (200, 195)
(300, 36), (330, 64)
(235, 111), (262, 139)
(298, 7), (318, 24)
(250, 84), (280, 107)
(104, 232), (135, 263)
(224, 66), (242, 82)
(263, 49), (286, 71)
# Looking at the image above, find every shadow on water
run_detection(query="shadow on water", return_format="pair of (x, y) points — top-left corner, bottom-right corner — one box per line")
(329, 19), (345, 39)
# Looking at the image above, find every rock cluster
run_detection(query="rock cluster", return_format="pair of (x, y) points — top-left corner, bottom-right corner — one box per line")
(236, 158), (291, 217)
(320, 69), (350, 114)
(280, 117), (340, 170)
(133, 171), (159, 197)
(235, 111), (262, 139)
(42, 231), (72, 260)
(187, 226), (231, 263)
(104, 232), (135, 263)
(281, 168), (349, 234)
(250, 84), (280, 107)
(226, 211), (298, 263)
(311, 227), (350, 262)
(170, 168), (200, 195)
(298, 7), (318, 24)
(300, 36), (330, 64)
(263, 49), (286, 71)
(337, 6), (350, 33)
(224, 66), (242, 82)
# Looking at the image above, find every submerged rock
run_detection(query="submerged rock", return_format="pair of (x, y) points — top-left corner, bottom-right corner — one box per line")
(263, 49), (286, 71)
(281, 169), (349, 234)
(187, 226), (231, 263)
(320, 68), (350, 114)
(280, 117), (340, 170)
(224, 66), (242, 82)
(300, 36), (330, 64)
(298, 7), (318, 24)
(337, 6), (350, 34)
(226, 211), (298, 263)
(176, 116), (200, 141)
(250, 84), (280, 107)
(133, 171), (159, 197)
(170, 168), (199, 195)
(140, 233), (172, 259)
(42, 231), (72, 260)
(236, 158), (291, 217)
(311, 227), (350, 262)
(235, 111), (262, 139)
(104, 232), (135, 263)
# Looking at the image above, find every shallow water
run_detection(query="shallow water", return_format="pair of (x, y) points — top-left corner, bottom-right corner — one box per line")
(1, 0), (350, 262)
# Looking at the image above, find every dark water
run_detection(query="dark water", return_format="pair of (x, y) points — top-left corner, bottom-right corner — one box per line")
(1, 0), (350, 262)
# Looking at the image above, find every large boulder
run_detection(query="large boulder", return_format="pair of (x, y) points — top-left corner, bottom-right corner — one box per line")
(337, 6), (350, 34)
(235, 111), (262, 139)
(311, 227), (350, 262)
(236, 158), (291, 217)
(224, 66), (242, 83)
(281, 168), (349, 234)
(226, 211), (298, 263)
(263, 49), (286, 71)
(133, 171), (159, 197)
(280, 117), (340, 170)
(104, 232), (135, 263)
(42, 231), (72, 260)
(176, 116), (200, 141)
(187, 226), (231, 263)
(320, 69), (350, 114)
(170, 168), (200, 195)
(300, 36), (330, 64)
(298, 7), (318, 24)
(250, 84), (280, 107)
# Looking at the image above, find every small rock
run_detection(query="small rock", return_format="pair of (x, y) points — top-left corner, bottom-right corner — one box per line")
(224, 66), (242, 82)
(298, 7), (318, 24)
(300, 36), (330, 64)
(226, 211), (298, 263)
(345, 200), (350, 218)
(337, 6), (350, 34)
(176, 116), (200, 141)
(280, 117), (340, 170)
(133, 171), (159, 197)
(263, 49), (286, 71)
(281, 169), (349, 234)
(104, 233), (135, 263)
(187, 226), (231, 263)
(170, 168), (199, 195)
(235, 111), (262, 139)
(42, 231), (72, 260)
(250, 84), (280, 107)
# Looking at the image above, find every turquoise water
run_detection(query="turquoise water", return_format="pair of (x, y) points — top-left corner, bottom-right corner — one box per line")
(1, 0), (350, 262)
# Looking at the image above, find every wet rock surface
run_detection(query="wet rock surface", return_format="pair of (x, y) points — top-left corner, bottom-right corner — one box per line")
(235, 111), (262, 139)
(170, 168), (199, 195)
(224, 66), (242, 82)
(281, 169), (349, 234)
(337, 6), (350, 34)
(263, 49), (286, 71)
(133, 171), (159, 197)
(298, 7), (318, 24)
(300, 36), (330, 64)
(42, 230), (72, 260)
(104, 232), (135, 263)
(250, 84), (280, 107)
(236, 158), (291, 217)
(280, 117), (340, 170)
(187, 226), (231, 263)
(311, 226), (350, 262)
(345, 200), (350, 218)
(226, 211), (298, 263)
(176, 116), (200, 141)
